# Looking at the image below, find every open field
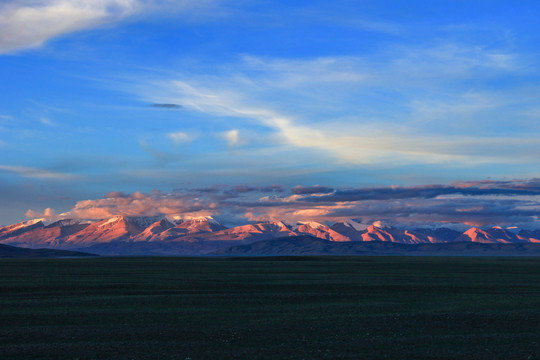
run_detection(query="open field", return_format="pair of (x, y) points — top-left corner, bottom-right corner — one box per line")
(2, 257), (540, 359)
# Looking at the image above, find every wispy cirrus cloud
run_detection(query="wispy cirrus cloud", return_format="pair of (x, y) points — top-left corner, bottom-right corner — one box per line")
(291, 185), (334, 195)
(39, 117), (56, 126)
(137, 44), (540, 169)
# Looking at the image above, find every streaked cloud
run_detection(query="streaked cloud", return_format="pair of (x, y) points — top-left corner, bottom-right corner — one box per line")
(292, 185), (334, 195)
(303, 180), (540, 203)
(140, 45), (540, 168)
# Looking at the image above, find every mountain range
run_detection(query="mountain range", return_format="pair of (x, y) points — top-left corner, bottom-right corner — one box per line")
(1, 216), (540, 255)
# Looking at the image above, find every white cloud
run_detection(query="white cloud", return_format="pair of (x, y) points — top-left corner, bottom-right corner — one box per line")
(222, 129), (239, 147)
(0, 0), (219, 54)
(25, 207), (56, 220)
(0, 0), (143, 54)
(0, 165), (79, 180)
(167, 131), (191, 144)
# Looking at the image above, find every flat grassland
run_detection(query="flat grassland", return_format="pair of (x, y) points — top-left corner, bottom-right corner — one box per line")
(2, 256), (540, 359)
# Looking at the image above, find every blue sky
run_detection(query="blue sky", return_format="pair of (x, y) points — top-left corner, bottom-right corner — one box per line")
(1, 0), (540, 226)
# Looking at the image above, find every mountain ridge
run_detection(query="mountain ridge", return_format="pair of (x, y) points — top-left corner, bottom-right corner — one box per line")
(1, 215), (540, 255)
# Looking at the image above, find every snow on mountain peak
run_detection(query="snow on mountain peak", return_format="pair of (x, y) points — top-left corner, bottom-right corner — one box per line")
(372, 220), (392, 229)
(126, 216), (164, 228)
(183, 216), (222, 225)
(163, 215), (183, 225)
(6, 218), (45, 231)
(271, 220), (290, 228)
(96, 215), (164, 228)
(97, 216), (121, 227)
(296, 221), (326, 230)
(46, 218), (94, 227)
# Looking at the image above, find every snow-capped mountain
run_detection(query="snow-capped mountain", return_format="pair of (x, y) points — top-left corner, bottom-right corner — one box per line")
(455, 227), (529, 244)
(201, 221), (296, 242)
(1, 216), (540, 255)
(0, 218), (89, 248)
(0, 219), (46, 239)
(142, 216), (228, 242)
(133, 218), (176, 242)
(63, 216), (146, 246)
(295, 221), (349, 242)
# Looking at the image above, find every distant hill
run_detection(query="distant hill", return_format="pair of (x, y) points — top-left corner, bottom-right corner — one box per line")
(0, 243), (96, 258)
(213, 235), (540, 256)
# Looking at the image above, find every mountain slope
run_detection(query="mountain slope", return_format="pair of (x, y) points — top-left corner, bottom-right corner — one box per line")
(142, 216), (228, 242)
(454, 227), (524, 244)
(200, 221), (297, 242)
(0, 243), (96, 258)
(2, 219), (90, 248)
(330, 220), (365, 240)
(0, 219), (45, 239)
(213, 236), (540, 256)
(63, 216), (145, 246)
(295, 221), (350, 242)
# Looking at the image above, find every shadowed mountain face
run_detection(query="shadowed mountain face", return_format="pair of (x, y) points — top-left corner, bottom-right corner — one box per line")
(0, 243), (96, 258)
(212, 235), (540, 257)
(1, 216), (540, 255)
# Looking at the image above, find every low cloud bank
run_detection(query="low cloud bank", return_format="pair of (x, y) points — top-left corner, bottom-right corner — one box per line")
(26, 179), (540, 228)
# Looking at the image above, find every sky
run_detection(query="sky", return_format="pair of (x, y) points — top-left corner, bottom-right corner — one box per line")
(1, 0), (540, 228)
